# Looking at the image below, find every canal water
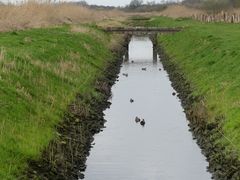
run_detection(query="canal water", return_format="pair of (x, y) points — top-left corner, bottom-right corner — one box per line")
(83, 36), (211, 179)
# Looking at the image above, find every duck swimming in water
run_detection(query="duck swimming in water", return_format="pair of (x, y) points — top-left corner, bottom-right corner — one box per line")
(135, 117), (141, 123)
(130, 98), (134, 103)
(140, 119), (145, 126)
(122, 73), (128, 77)
(142, 67), (147, 71)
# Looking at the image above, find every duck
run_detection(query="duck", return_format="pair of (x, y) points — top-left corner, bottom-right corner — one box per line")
(135, 116), (141, 123)
(142, 67), (147, 71)
(131, 60), (134, 63)
(159, 68), (162, 71)
(130, 98), (134, 103)
(122, 73), (128, 77)
(140, 119), (145, 126)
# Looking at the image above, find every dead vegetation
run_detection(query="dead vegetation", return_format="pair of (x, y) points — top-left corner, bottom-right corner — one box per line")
(0, 47), (5, 61)
(1, 2), (240, 32)
(0, 2), (125, 32)
(2, 2), (240, 33)
(156, 5), (204, 18)
(193, 11), (240, 23)
(0, 2), (210, 32)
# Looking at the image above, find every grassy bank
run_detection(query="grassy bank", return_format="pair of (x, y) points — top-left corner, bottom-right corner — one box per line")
(0, 25), (122, 179)
(139, 17), (240, 156)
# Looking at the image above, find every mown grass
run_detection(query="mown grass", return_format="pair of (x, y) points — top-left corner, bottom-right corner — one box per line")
(141, 17), (240, 155)
(0, 25), (119, 179)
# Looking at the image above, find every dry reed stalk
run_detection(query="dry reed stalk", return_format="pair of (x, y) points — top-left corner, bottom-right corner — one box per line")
(0, 47), (5, 61)
(0, 2), (125, 32)
(193, 11), (240, 23)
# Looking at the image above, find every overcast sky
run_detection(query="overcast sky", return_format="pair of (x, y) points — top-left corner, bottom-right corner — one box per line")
(1, 0), (175, 7)
(85, 0), (166, 7)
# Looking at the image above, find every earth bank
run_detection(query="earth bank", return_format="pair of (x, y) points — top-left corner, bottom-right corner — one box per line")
(0, 24), (127, 179)
(144, 16), (240, 179)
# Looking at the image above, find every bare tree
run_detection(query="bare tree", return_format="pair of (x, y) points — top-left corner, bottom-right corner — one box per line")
(129, 0), (144, 9)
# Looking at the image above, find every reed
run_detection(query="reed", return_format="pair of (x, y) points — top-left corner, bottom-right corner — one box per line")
(0, 2), (124, 32)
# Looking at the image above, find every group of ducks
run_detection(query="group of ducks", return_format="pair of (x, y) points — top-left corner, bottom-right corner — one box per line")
(122, 62), (177, 127)
(121, 62), (152, 127)
(135, 116), (146, 126)
(129, 98), (146, 127)
(122, 67), (147, 78)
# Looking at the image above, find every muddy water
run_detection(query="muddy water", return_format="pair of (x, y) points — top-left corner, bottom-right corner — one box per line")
(83, 36), (211, 180)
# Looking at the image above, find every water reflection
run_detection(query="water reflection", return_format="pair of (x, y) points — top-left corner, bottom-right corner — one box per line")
(153, 44), (158, 64)
(83, 36), (211, 180)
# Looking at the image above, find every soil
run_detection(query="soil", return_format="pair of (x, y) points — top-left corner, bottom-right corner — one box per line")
(157, 45), (240, 180)
(23, 36), (129, 180)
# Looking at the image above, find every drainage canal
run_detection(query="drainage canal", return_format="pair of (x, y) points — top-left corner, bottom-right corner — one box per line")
(82, 35), (212, 179)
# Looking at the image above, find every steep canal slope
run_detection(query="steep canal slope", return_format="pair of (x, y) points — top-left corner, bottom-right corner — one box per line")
(83, 36), (211, 179)
(139, 17), (240, 179)
(0, 25), (124, 179)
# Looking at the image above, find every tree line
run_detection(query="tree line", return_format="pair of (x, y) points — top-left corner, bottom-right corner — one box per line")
(183, 0), (240, 10)
(76, 0), (240, 12)
(69, 0), (170, 12)
(124, 0), (169, 12)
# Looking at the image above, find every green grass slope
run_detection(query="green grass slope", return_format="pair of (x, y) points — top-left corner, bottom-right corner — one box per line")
(0, 25), (119, 179)
(144, 17), (240, 156)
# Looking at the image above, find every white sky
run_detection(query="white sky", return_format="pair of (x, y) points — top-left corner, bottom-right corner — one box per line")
(1, 0), (175, 7)
(85, 0), (166, 7)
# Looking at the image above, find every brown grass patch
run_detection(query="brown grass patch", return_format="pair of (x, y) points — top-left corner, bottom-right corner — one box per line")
(0, 3), (125, 32)
(16, 81), (33, 101)
(96, 17), (127, 28)
(0, 47), (5, 61)
(0, 48), (16, 74)
(55, 60), (80, 76)
(0, 3), (206, 31)
(157, 5), (204, 18)
(2, 61), (16, 72)
(31, 56), (80, 79)
(71, 26), (91, 34)
(108, 34), (125, 51)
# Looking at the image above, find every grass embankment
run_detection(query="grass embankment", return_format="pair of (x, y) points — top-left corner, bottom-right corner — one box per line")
(0, 25), (121, 179)
(141, 17), (240, 155)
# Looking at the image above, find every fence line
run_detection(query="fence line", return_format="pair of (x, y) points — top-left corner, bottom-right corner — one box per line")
(192, 11), (240, 23)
